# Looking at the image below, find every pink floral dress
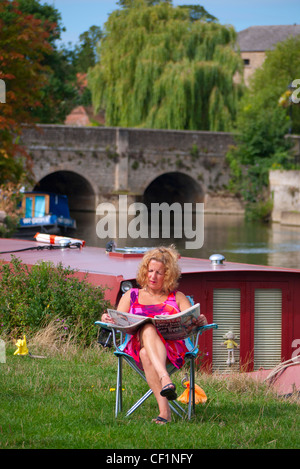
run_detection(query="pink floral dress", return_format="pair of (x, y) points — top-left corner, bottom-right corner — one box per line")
(123, 288), (188, 370)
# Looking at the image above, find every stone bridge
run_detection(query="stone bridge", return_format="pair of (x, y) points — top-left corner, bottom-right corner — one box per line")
(21, 125), (236, 212)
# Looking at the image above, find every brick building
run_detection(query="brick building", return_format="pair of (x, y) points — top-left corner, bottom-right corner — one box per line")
(238, 25), (300, 85)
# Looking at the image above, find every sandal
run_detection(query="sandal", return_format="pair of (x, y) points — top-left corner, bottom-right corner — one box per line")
(152, 416), (170, 425)
(160, 382), (177, 401)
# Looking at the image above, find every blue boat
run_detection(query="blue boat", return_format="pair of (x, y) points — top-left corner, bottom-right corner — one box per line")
(18, 192), (76, 235)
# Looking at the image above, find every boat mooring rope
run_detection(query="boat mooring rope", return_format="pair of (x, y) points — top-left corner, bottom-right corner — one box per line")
(0, 243), (83, 255)
(264, 355), (300, 383)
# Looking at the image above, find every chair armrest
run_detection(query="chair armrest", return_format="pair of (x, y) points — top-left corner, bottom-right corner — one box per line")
(95, 320), (112, 332)
(197, 323), (218, 335)
(189, 323), (218, 354)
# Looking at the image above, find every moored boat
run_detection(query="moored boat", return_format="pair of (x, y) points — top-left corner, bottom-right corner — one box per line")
(0, 237), (299, 379)
(17, 192), (76, 236)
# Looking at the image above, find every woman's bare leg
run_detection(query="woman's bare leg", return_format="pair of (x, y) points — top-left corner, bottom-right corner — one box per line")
(139, 347), (171, 422)
(139, 324), (174, 386)
(139, 323), (175, 422)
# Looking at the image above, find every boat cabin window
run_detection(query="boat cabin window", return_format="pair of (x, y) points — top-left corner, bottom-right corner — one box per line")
(34, 195), (46, 217)
(24, 194), (49, 218)
(25, 197), (33, 218)
(254, 289), (282, 369)
(211, 286), (283, 371)
(212, 289), (241, 372)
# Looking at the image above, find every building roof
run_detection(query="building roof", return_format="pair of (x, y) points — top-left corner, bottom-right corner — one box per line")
(238, 25), (300, 52)
(64, 106), (90, 126)
(64, 105), (105, 127)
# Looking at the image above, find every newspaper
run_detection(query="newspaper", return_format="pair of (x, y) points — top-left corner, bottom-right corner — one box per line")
(98, 303), (201, 340)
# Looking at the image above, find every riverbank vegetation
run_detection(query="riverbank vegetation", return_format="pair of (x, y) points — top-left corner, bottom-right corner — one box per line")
(0, 333), (299, 449)
(1, 1), (300, 226)
(0, 256), (110, 345)
(226, 35), (300, 221)
(0, 183), (24, 237)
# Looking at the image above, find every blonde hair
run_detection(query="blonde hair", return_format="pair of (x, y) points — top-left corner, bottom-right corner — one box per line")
(136, 245), (181, 293)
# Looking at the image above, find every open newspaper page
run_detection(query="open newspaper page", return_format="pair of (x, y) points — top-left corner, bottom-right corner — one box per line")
(105, 309), (151, 335)
(153, 303), (200, 340)
(106, 303), (200, 340)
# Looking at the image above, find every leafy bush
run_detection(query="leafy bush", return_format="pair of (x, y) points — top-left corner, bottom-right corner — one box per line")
(226, 100), (296, 221)
(0, 183), (24, 237)
(0, 256), (110, 345)
(225, 34), (300, 221)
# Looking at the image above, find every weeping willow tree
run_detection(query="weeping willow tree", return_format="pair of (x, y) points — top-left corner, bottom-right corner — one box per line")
(88, 0), (244, 130)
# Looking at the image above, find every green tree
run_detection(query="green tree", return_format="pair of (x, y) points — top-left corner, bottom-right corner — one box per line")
(72, 25), (102, 73)
(15, 0), (79, 124)
(178, 4), (218, 22)
(118, 0), (217, 22)
(226, 36), (300, 220)
(19, 1), (103, 120)
(249, 35), (300, 134)
(70, 25), (103, 108)
(226, 101), (292, 206)
(0, 0), (54, 183)
(16, 0), (65, 45)
(88, 0), (243, 130)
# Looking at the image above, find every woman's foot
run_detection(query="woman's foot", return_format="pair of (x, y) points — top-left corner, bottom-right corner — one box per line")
(152, 416), (171, 425)
(160, 382), (177, 400)
(159, 373), (177, 400)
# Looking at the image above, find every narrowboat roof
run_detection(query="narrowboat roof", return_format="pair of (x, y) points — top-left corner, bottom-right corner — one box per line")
(1, 238), (300, 279)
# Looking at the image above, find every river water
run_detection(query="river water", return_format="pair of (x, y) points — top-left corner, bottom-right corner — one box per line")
(71, 211), (300, 269)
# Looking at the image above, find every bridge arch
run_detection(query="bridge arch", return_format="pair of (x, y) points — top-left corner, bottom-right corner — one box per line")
(33, 170), (96, 211)
(143, 171), (204, 207)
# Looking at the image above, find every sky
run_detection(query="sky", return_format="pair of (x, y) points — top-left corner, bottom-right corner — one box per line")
(51, 0), (300, 46)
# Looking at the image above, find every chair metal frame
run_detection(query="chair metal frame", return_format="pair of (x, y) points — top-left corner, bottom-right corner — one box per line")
(96, 322), (218, 420)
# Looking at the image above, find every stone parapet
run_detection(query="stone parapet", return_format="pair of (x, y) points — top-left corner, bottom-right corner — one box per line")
(20, 125), (235, 212)
(270, 170), (300, 226)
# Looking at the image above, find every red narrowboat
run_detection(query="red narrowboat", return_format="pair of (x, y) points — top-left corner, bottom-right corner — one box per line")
(1, 237), (299, 373)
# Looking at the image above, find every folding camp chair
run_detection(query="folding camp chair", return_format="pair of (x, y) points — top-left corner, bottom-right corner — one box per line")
(95, 319), (218, 420)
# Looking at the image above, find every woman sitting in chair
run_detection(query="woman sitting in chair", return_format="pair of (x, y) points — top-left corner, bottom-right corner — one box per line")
(101, 246), (207, 424)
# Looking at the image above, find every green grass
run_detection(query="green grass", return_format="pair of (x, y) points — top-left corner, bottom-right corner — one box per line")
(0, 339), (299, 450)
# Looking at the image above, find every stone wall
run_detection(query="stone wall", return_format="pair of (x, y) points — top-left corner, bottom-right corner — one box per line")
(240, 51), (266, 86)
(270, 169), (300, 225)
(204, 193), (245, 214)
(21, 125), (117, 204)
(125, 128), (234, 196)
(21, 125), (236, 211)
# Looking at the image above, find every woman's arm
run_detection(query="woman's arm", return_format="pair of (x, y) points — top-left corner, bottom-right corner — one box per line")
(175, 291), (193, 311)
(175, 291), (207, 326)
(101, 289), (131, 323)
(116, 289), (131, 312)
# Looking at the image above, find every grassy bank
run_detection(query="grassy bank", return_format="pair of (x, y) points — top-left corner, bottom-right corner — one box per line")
(0, 328), (299, 450)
